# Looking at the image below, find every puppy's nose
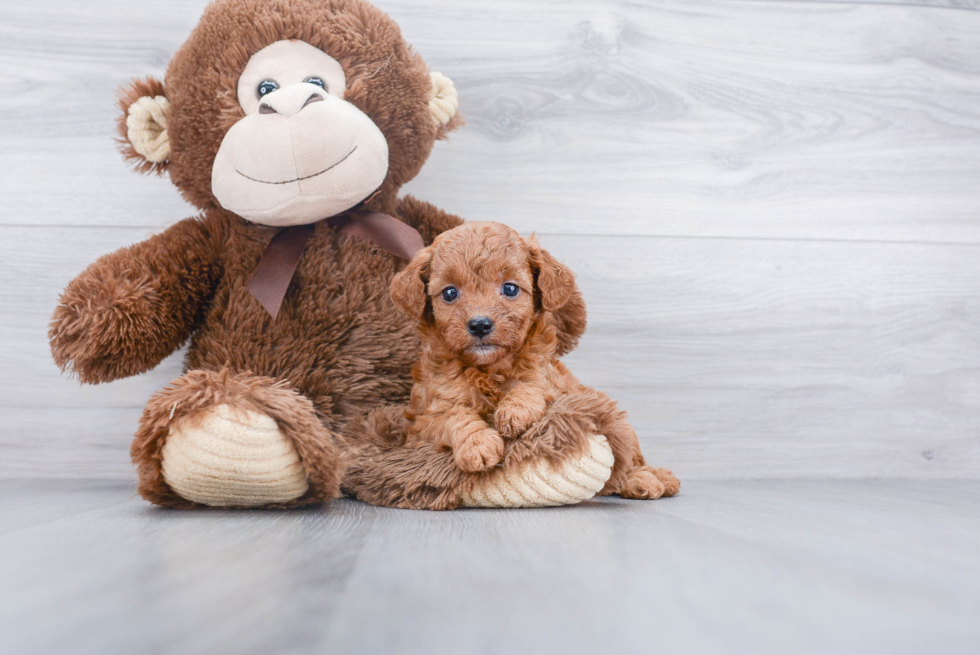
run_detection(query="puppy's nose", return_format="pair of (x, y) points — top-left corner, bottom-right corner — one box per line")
(467, 316), (494, 338)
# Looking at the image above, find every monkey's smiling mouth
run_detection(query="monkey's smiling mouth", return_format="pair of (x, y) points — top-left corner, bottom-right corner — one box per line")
(235, 146), (358, 185)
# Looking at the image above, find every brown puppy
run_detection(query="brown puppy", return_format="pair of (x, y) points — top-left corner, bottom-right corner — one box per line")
(390, 222), (679, 499)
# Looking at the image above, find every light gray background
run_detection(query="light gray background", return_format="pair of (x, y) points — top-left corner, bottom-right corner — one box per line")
(2, 0), (978, 481)
(1, 2), (979, 654)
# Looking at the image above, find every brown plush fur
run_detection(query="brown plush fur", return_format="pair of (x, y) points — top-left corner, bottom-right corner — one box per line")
(388, 222), (680, 499)
(49, 0), (586, 509)
(116, 77), (169, 176)
(340, 392), (611, 509)
(132, 369), (342, 508)
(150, 0), (456, 216)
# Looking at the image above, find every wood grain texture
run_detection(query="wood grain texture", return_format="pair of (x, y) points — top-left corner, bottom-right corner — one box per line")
(1, 480), (978, 654)
(3, 227), (977, 480)
(397, 0), (980, 243)
(3, 0), (980, 242)
(1, 0), (978, 481)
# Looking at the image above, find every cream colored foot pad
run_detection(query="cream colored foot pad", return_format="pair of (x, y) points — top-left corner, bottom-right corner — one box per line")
(161, 404), (309, 507)
(460, 434), (614, 508)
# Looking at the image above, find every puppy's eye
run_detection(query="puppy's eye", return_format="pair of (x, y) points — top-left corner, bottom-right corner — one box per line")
(257, 80), (279, 98)
(304, 76), (327, 90)
(502, 283), (520, 298)
(441, 286), (459, 303)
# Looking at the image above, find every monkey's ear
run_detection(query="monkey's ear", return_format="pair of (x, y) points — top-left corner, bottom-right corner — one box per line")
(116, 77), (171, 175)
(429, 72), (463, 139)
(526, 235), (577, 313)
(390, 246), (434, 322)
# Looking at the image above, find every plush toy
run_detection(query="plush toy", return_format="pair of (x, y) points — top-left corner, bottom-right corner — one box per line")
(49, 0), (615, 510)
(393, 222), (678, 501)
(334, 223), (680, 510)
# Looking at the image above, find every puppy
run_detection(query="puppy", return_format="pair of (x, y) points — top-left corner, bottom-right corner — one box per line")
(389, 222), (678, 499)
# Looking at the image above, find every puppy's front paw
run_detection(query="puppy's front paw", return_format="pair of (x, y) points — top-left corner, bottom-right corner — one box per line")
(494, 400), (546, 439)
(454, 427), (505, 472)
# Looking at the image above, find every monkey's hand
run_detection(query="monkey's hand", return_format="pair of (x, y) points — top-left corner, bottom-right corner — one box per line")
(50, 218), (219, 384)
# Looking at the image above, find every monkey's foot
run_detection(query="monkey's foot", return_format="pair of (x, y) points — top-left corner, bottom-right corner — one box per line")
(161, 404), (309, 507)
(460, 434), (614, 508)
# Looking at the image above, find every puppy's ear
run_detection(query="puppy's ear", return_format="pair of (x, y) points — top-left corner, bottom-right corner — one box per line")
(117, 76), (171, 175)
(390, 246), (434, 321)
(526, 235), (577, 313)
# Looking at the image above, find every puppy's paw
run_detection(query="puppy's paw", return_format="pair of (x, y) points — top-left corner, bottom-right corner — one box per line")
(494, 400), (546, 439)
(650, 467), (680, 497)
(454, 427), (505, 472)
(620, 467), (666, 500)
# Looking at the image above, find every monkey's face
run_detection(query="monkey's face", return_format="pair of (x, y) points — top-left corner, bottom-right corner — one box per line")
(211, 40), (389, 226)
(115, 0), (461, 225)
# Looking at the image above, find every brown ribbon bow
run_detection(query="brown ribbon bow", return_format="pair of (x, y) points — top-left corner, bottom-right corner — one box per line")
(247, 211), (424, 318)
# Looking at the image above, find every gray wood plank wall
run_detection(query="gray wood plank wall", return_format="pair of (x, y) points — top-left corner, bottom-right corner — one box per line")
(1, 0), (978, 480)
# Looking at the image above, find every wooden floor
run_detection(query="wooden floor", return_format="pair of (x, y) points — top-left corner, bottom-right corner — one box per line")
(1, 480), (977, 654)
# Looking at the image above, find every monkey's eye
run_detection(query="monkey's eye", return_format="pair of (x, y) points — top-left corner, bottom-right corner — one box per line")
(441, 286), (459, 303)
(304, 76), (327, 90)
(502, 283), (520, 298)
(257, 80), (279, 98)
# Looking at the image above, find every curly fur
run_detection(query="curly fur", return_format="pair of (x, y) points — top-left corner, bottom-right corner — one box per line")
(133, 369), (343, 509)
(50, 0), (588, 509)
(339, 394), (607, 510)
(388, 222), (680, 498)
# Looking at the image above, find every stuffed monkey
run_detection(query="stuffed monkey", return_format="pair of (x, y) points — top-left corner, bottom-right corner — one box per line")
(50, 0), (612, 509)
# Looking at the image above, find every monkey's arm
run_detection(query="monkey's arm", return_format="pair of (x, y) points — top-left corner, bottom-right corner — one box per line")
(49, 216), (222, 384)
(396, 195), (463, 245)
